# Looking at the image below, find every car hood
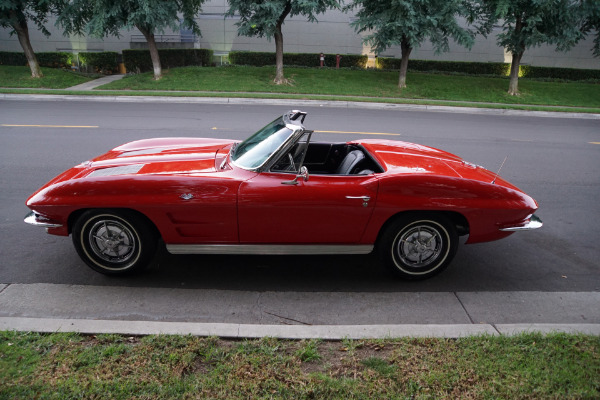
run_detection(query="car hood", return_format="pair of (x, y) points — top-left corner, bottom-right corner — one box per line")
(358, 139), (520, 190)
(84, 137), (237, 176)
(29, 138), (238, 196)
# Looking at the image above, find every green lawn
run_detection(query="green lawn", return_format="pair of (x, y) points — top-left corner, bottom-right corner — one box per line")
(1, 331), (599, 399)
(2, 64), (599, 111)
(97, 65), (600, 108)
(0, 66), (92, 89)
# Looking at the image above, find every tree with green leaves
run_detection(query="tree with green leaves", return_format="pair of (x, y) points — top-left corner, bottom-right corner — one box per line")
(581, 0), (600, 57)
(57, 0), (205, 80)
(485, 0), (592, 95)
(226, 0), (340, 85)
(0, 0), (64, 78)
(348, 0), (491, 88)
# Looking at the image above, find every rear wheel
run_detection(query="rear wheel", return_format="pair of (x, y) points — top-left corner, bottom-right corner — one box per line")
(379, 214), (458, 280)
(72, 210), (158, 275)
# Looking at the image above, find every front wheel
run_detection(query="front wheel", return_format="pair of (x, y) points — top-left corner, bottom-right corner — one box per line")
(379, 214), (458, 280)
(72, 210), (158, 275)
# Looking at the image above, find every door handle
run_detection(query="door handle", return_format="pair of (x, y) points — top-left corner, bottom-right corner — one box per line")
(346, 196), (371, 207)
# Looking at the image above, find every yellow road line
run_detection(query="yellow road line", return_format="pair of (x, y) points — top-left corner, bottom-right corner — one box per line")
(1, 124), (98, 128)
(315, 130), (400, 136)
(590, 142), (600, 145)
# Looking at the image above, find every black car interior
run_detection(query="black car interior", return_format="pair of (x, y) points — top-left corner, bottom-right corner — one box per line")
(272, 142), (383, 175)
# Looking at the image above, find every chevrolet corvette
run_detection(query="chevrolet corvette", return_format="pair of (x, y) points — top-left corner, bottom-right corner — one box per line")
(25, 110), (542, 279)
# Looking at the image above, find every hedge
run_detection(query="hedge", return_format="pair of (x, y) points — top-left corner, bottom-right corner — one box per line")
(519, 64), (600, 80)
(2, 49), (597, 81)
(0, 52), (26, 66)
(376, 57), (600, 81)
(122, 49), (213, 72)
(229, 51), (368, 69)
(78, 52), (118, 73)
(37, 52), (72, 68)
(0, 51), (72, 68)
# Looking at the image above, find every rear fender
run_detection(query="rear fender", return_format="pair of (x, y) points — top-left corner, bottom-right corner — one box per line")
(362, 174), (537, 244)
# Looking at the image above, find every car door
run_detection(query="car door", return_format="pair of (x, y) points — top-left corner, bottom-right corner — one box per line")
(150, 175), (241, 244)
(237, 172), (379, 244)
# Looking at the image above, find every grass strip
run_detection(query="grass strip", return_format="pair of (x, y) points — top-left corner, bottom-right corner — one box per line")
(2, 65), (599, 113)
(0, 66), (93, 89)
(96, 66), (600, 109)
(1, 331), (598, 399)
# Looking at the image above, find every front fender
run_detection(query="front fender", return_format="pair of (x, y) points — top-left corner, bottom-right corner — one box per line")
(26, 174), (243, 243)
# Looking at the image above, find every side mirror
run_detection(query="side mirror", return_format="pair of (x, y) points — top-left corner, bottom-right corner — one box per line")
(282, 166), (309, 185)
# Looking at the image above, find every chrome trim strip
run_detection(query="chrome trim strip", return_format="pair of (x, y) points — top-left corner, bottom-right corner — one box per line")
(24, 211), (63, 228)
(166, 244), (374, 255)
(500, 214), (543, 232)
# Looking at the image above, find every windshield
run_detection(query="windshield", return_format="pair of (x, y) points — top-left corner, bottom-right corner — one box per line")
(231, 117), (294, 170)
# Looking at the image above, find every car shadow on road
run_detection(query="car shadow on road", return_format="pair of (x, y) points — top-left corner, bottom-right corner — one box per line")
(102, 236), (581, 293)
(7, 231), (592, 292)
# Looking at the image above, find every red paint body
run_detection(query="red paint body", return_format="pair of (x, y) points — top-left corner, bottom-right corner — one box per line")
(26, 136), (538, 247)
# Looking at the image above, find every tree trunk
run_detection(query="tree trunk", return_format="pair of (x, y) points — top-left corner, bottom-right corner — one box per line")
(274, 23), (285, 84)
(508, 51), (523, 96)
(138, 25), (162, 80)
(273, 2), (292, 85)
(398, 37), (412, 89)
(10, 11), (42, 78)
(507, 15), (524, 96)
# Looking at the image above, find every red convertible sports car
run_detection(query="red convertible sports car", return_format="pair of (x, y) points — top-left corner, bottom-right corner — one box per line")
(25, 110), (542, 279)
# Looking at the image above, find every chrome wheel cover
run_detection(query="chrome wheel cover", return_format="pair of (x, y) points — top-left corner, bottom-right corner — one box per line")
(394, 224), (444, 269)
(88, 219), (137, 264)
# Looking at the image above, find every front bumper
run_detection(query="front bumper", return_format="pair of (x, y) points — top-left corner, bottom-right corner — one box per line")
(24, 211), (63, 229)
(500, 214), (543, 232)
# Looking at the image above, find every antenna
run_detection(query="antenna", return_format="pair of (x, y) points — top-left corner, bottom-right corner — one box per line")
(492, 156), (508, 184)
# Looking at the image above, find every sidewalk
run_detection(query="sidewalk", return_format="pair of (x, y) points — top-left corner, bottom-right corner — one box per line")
(1, 283), (599, 338)
(65, 73), (126, 90)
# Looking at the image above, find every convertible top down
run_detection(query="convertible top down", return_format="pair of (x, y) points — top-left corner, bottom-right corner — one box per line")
(25, 110), (541, 279)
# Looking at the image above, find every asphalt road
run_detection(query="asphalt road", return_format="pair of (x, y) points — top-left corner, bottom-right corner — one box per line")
(1, 99), (599, 295)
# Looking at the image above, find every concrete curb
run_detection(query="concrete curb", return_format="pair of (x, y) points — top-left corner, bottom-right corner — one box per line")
(2, 317), (599, 339)
(495, 323), (600, 336)
(1, 93), (599, 119)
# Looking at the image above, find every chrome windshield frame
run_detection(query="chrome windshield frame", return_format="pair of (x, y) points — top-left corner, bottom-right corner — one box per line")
(230, 112), (307, 173)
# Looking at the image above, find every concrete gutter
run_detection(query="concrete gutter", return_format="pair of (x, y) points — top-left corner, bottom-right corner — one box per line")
(0, 317), (498, 339)
(2, 316), (599, 338)
(1, 283), (598, 338)
(1, 93), (599, 120)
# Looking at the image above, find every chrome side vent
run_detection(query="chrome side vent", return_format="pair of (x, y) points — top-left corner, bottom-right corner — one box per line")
(88, 164), (144, 177)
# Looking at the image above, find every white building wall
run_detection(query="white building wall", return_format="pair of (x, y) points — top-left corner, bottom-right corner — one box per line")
(1, 0), (598, 70)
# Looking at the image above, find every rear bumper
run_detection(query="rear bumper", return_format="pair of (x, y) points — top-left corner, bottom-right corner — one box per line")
(500, 214), (543, 232)
(24, 211), (63, 229)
